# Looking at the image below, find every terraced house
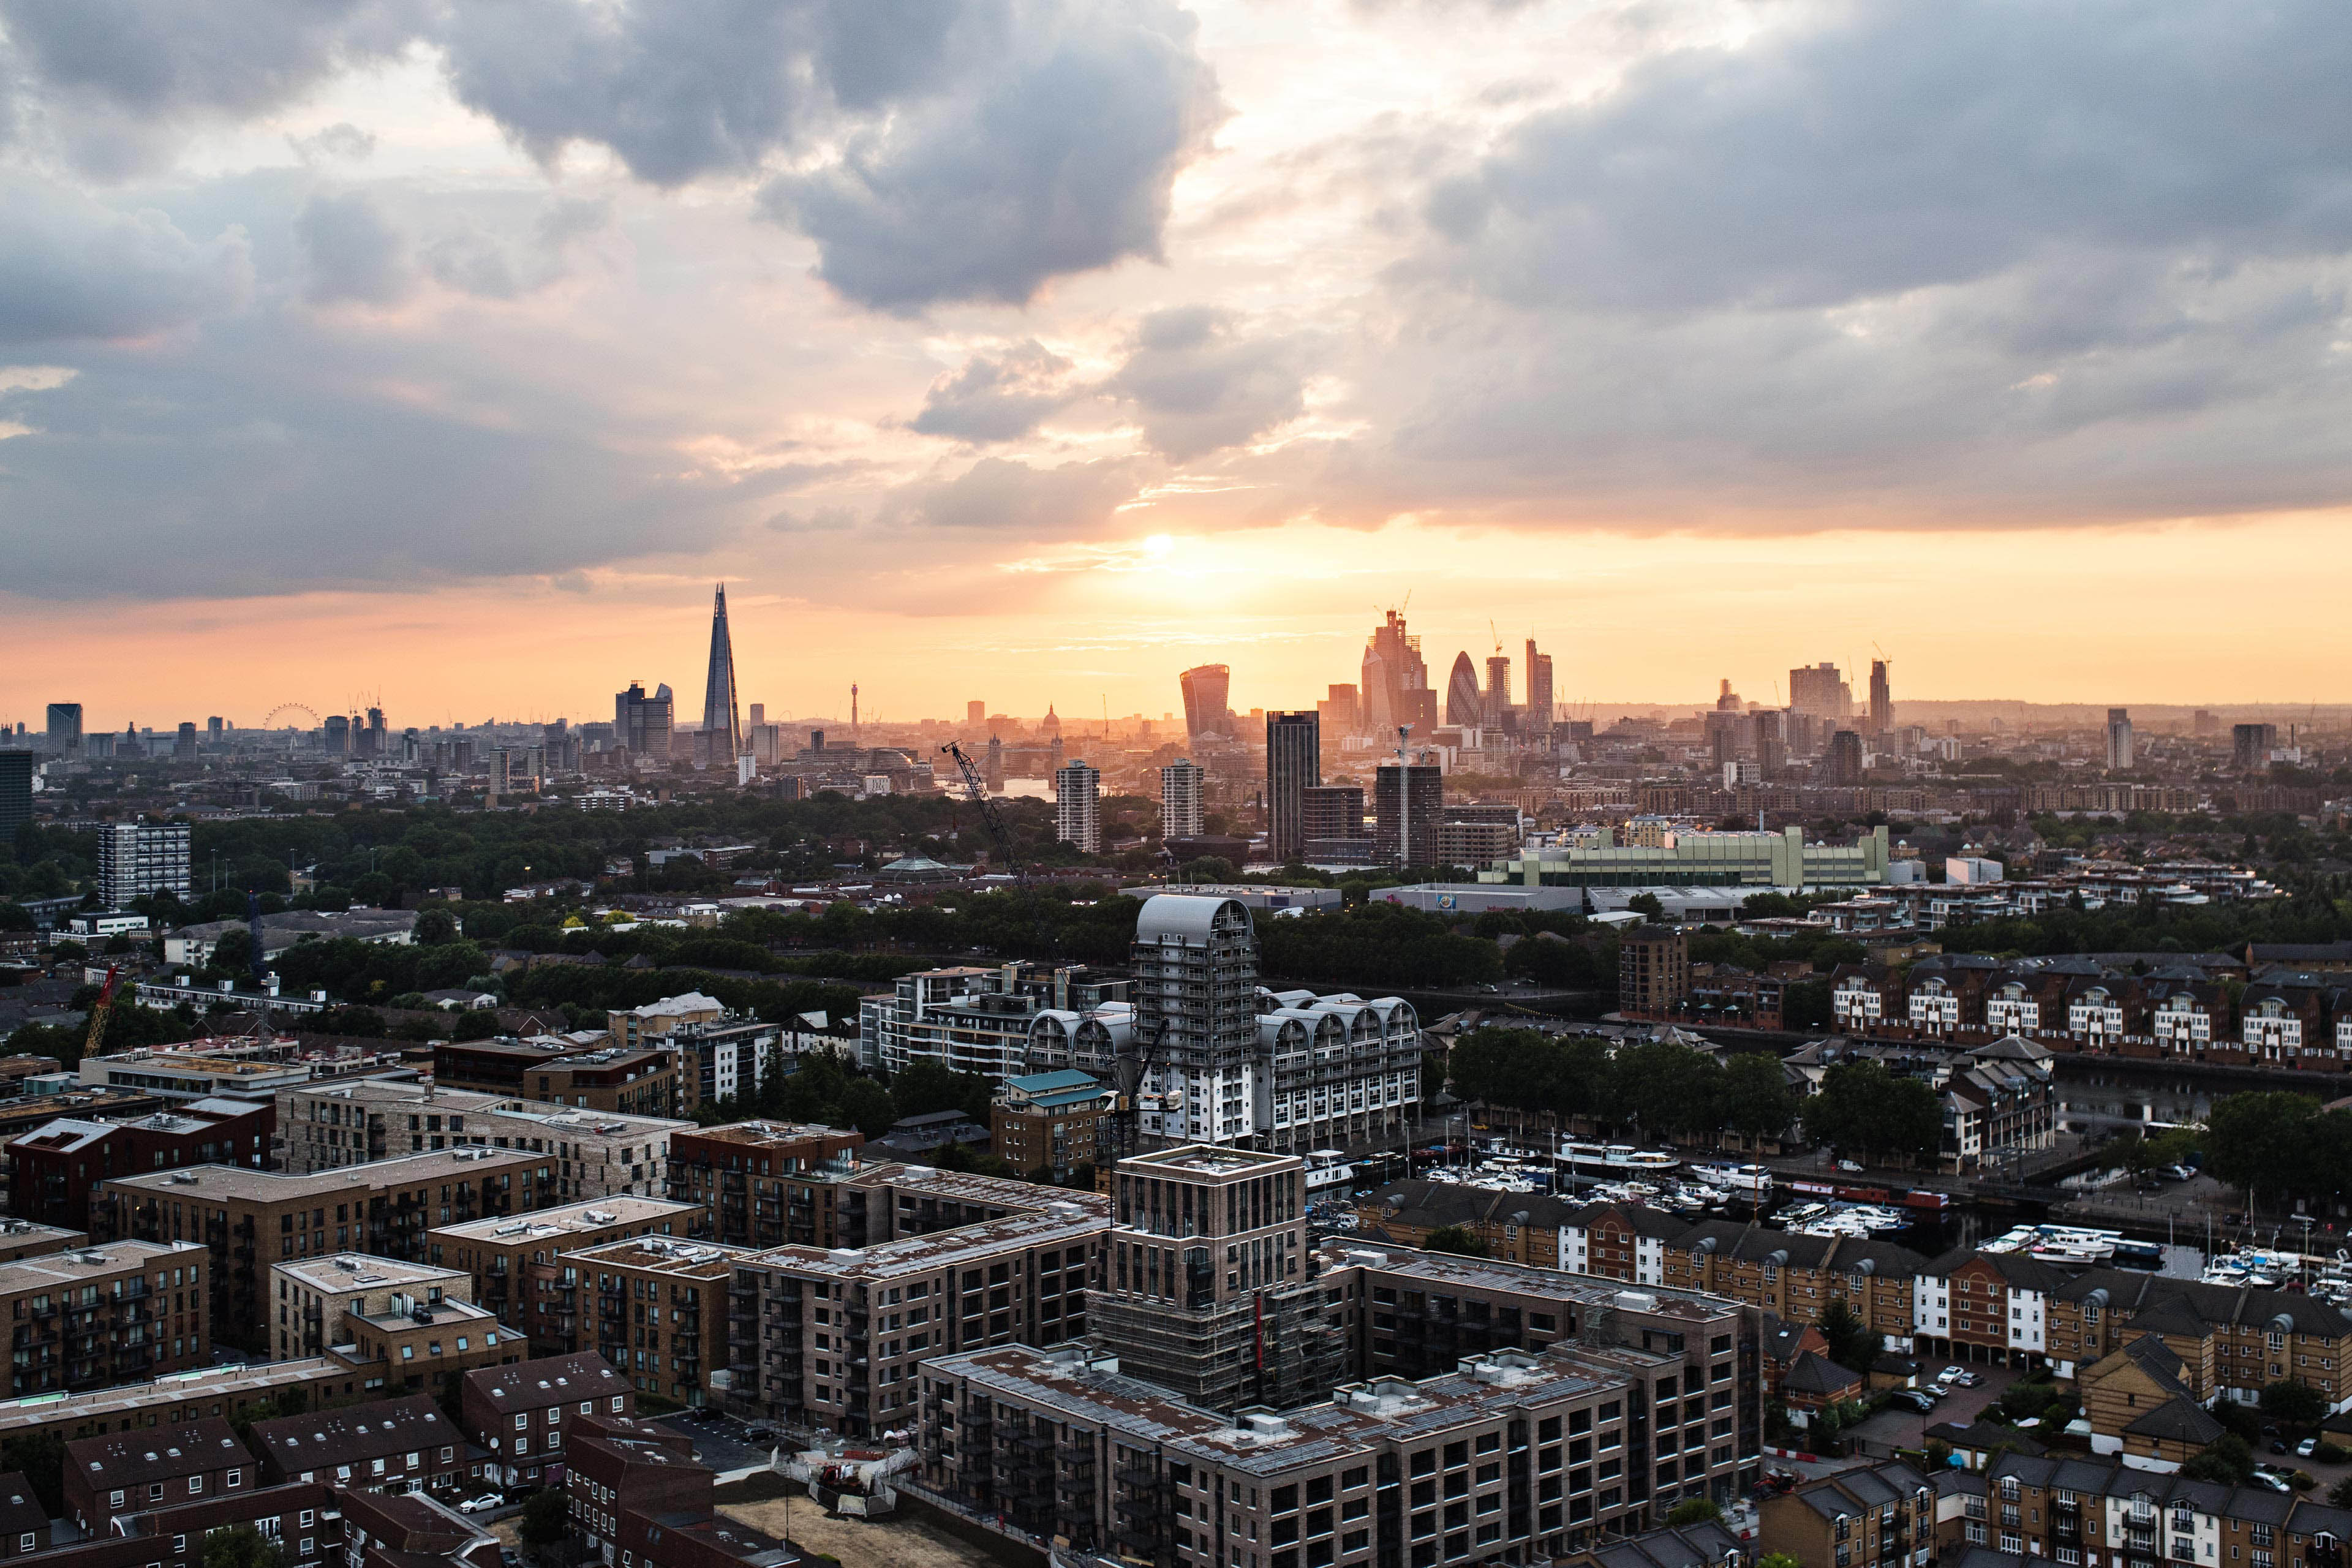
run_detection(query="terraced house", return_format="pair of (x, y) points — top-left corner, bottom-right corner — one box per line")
(1939, 1453), (2352, 1568)
(1352, 1186), (2352, 1420)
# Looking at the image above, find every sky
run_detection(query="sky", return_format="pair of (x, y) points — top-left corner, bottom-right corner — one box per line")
(5, 0), (2352, 731)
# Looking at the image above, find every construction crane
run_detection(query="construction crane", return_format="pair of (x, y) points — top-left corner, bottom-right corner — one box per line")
(938, 741), (1025, 884)
(83, 965), (123, 1058)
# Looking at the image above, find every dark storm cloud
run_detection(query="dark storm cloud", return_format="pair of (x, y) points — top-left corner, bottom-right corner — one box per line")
(0, 175), (251, 342)
(910, 340), (1083, 443)
(1106, 306), (1310, 461)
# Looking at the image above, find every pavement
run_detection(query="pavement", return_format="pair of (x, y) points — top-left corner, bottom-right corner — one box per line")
(657, 1408), (783, 1474)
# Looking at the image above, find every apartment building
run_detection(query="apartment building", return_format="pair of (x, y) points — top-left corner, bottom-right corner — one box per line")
(925, 1317), (1748, 1568)
(858, 961), (1131, 1077)
(99, 1146), (547, 1349)
(1121, 896), (1419, 1153)
(461, 1350), (633, 1490)
(428, 1194), (704, 1354)
(1756, 1461), (1937, 1568)
(0, 1357), (379, 1458)
(566, 1235), (750, 1407)
(990, 1069), (1118, 1180)
(0, 1240), (209, 1396)
(62, 1417), (251, 1535)
(0, 1218), (88, 1262)
(269, 1253), (518, 1406)
(276, 1079), (686, 1199)
(1090, 1145), (1343, 1412)
(665, 1121), (865, 1248)
(608, 993), (796, 1115)
(725, 1202), (1106, 1439)
(250, 1392), (477, 1495)
(434, 1039), (682, 1119)
(10, 1101), (273, 1233)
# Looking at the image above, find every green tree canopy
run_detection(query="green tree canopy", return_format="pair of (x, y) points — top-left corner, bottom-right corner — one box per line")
(1423, 1226), (1490, 1258)
(1803, 1061), (1941, 1163)
(201, 1524), (284, 1568)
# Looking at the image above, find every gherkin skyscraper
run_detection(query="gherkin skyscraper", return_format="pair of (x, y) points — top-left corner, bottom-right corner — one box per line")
(702, 583), (741, 760)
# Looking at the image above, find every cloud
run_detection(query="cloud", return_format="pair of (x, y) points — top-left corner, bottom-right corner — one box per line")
(0, 0), (424, 119)
(1106, 306), (1310, 461)
(766, 504), (859, 532)
(911, 340), (1083, 443)
(768, 2), (1221, 311)
(288, 122), (378, 163)
(0, 175), (251, 342)
(295, 189), (411, 306)
(885, 455), (1144, 536)
(419, 195), (614, 300)
(1419, 1), (2352, 314)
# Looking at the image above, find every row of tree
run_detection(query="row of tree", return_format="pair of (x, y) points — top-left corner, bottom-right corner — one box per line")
(1445, 1029), (1945, 1161)
(1445, 1030), (1799, 1143)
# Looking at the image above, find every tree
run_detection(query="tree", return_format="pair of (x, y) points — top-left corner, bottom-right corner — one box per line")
(1804, 1061), (1942, 1163)
(836, 1078), (899, 1139)
(0, 1432), (63, 1517)
(519, 1487), (571, 1545)
(1760, 1556), (1804, 1568)
(201, 1523), (284, 1568)
(414, 907), (459, 944)
(1721, 1050), (1798, 1143)
(2262, 1379), (2328, 1431)
(1665, 1499), (1724, 1528)
(2181, 1433), (2255, 1485)
(2328, 1474), (2352, 1510)
(1818, 1297), (1876, 1374)
(1423, 1226), (1490, 1258)
(1627, 893), (1665, 921)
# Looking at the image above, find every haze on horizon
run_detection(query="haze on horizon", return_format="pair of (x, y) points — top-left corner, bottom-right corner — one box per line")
(4, 1), (2352, 726)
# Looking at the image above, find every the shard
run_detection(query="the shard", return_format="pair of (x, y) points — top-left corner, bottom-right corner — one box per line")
(702, 583), (741, 760)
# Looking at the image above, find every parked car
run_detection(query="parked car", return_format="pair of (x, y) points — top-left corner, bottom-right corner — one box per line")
(1890, 1391), (1938, 1413)
(2271, 1439), (2291, 1455)
(457, 1494), (503, 1514)
(2251, 1470), (2294, 1493)
(2299, 1438), (2320, 1458)
(1836, 1159), (1864, 1174)
(2165, 1165), (2198, 1182)
(1939, 1366), (1981, 1387)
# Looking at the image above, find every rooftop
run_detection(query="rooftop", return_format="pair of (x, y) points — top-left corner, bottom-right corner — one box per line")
(0, 1240), (205, 1287)
(429, 1194), (701, 1243)
(274, 1254), (469, 1292)
(750, 1207), (1106, 1282)
(1315, 1240), (1744, 1325)
(1122, 1145), (1302, 1178)
(935, 1341), (1627, 1477)
(562, 1236), (753, 1275)
(108, 1145), (541, 1200)
(465, 1351), (627, 1406)
(0, 1358), (346, 1439)
(679, 1120), (854, 1148)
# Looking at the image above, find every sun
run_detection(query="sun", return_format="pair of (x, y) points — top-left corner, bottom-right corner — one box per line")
(1142, 533), (1175, 559)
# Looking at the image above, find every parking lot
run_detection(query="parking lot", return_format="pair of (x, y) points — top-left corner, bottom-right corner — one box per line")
(1841, 1359), (2033, 1455)
(658, 1406), (789, 1474)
